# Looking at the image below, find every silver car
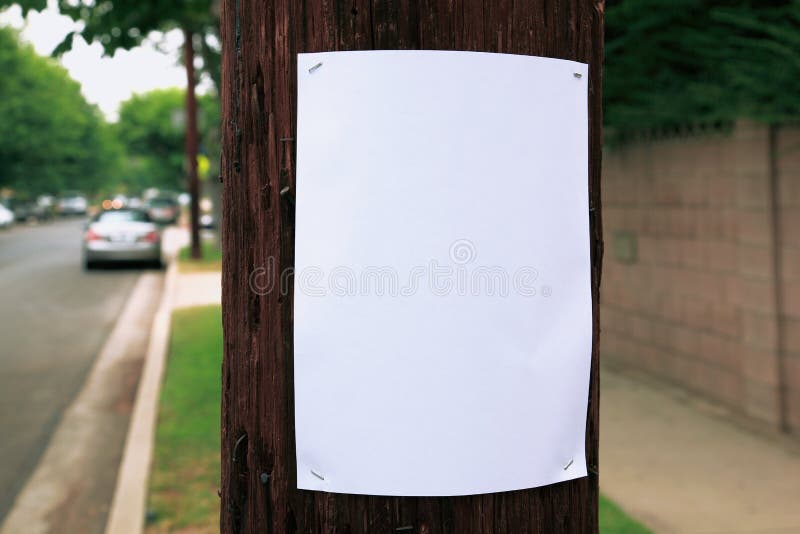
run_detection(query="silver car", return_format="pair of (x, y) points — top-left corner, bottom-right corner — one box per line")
(57, 192), (88, 216)
(83, 209), (162, 269)
(0, 204), (14, 228)
(145, 196), (180, 224)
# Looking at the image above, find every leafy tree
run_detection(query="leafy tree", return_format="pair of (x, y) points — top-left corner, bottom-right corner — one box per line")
(53, 1), (220, 89)
(711, 2), (800, 123)
(0, 0), (44, 16)
(0, 27), (121, 196)
(115, 88), (219, 192)
(605, 0), (800, 139)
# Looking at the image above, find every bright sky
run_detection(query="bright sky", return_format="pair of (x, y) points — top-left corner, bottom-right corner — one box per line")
(0, 0), (189, 121)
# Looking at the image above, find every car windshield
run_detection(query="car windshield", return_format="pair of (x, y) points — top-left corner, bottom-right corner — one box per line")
(149, 198), (175, 207)
(95, 210), (150, 223)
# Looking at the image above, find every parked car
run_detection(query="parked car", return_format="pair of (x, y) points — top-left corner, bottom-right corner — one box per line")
(0, 204), (14, 228)
(82, 209), (162, 269)
(2, 198), (36, 222)
(111, 194), (128, 208)
(35, 195), (55, 221)
(200, 213), (216, 229)
(145, 196), (180, 224)
(57, 191), (88, 216)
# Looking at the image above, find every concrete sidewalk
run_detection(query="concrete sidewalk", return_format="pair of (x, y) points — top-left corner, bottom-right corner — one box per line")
(104, 248), (220, 534)
(601, 366), (800, 534)
(173, 270), (221, 309)
(162, 227), (220, 310)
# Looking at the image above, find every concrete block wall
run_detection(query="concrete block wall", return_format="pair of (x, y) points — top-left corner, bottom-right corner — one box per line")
(777, 126), (800, 430)
(601, 122), (799, 431)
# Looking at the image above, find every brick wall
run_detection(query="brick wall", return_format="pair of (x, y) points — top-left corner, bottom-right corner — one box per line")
(601, 122), (800, 431)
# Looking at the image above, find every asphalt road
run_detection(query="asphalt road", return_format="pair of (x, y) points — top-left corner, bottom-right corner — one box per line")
(0, 219), (151, 525)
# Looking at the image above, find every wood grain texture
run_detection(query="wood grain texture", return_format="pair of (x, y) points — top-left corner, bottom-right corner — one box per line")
(219, 2), (604, 532)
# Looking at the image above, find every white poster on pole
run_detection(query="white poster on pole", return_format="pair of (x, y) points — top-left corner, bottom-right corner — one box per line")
(293, 50), (590, 496)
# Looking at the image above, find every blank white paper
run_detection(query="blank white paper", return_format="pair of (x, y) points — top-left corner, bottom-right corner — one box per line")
(294, 50), (590, 496)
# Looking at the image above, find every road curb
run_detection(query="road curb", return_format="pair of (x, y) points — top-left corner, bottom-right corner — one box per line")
(105, 260), (177, 534)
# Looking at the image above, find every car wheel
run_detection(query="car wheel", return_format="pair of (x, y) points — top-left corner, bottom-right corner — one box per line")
(83, 258), (96, 270)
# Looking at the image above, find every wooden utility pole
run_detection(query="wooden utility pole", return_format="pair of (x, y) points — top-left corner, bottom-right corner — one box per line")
(184, 28), (202, 260)
(220, 2), (604, 532)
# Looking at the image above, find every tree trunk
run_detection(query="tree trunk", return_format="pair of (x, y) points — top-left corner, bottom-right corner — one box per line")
(220, 2), (604, 533)
(184, 27), (202, 259)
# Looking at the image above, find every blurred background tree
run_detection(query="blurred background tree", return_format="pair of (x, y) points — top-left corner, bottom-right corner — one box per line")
(605, 0), (800, 140)
(52, 0), (219, 89)
(0, 0), (44, 16)
(0, 27), (121, 197)
(115, 88), (220, 193)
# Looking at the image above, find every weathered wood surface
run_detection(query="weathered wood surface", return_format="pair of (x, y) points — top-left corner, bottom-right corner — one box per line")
(220, 2), (604, 532)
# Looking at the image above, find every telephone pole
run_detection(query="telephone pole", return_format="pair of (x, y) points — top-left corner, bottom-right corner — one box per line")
(184, 27), (202, 259)
(219, 2), (604, 532)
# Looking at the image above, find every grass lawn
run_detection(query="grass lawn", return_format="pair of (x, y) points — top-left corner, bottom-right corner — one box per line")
(147, 305), (222, 533)
(147, 304), (650, 533)
(177, 240), (222, 273)
(600, 495), (651, 533)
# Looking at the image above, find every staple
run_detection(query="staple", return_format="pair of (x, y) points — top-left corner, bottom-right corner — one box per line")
(573, 72), (582, 79)
(309, 62), (323, 73)
(563, 458), (574, 470)
(310, 469), (325, 481)
(232, 434), (247, 463)
(280, 186), (291, 196)
(280, 137), (294, 142)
